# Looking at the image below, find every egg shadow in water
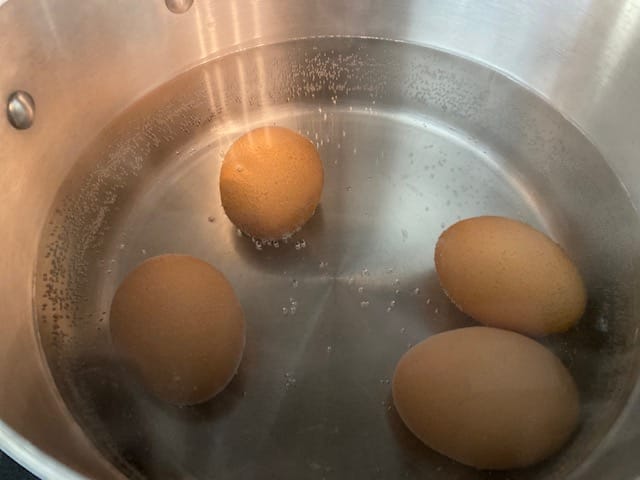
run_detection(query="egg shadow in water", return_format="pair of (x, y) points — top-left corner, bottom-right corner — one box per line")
(420, 269), (477, 335)
(384, 391), (463, 477)
(69, 344), (251, 479)
(68, 352), (159, 477)
(229, 204), (327, 274)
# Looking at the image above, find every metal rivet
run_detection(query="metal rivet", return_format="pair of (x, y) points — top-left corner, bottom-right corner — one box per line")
(165, 0), (193, 14)
(7, 90), (35, 130)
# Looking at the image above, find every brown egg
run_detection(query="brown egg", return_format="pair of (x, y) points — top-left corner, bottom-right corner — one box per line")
(434, 216), (587, 336)
(109, 254), (245, 405)
(392, 327), (580, 470)
(219, 126), (324, 241)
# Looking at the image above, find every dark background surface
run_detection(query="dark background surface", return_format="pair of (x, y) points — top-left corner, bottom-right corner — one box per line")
(0, 452), (39, 479)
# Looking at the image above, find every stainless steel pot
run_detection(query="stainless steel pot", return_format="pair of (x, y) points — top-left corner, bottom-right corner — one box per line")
(1, 1), (639, 479)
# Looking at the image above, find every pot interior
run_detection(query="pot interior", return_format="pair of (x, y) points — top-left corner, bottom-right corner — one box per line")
(35, 37), (640, 479)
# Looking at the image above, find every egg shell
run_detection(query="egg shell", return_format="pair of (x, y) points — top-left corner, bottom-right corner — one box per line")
(219, 126), (324, 240)
(109, 254), (246, 405)
(434, 216), (587, 336)
(392, 326), (580, 470)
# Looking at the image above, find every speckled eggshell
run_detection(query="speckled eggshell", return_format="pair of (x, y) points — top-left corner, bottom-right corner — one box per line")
(110, 254), (246, 405)
(392, 327), (580, 470)
(434, 216), (587, 336)
(219, 126), (324, 241)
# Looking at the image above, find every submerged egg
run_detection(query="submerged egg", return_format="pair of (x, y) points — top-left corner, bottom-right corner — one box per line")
(109, 254), (245, 405)
(219, 126), (324, 241)
(392, 327), (580, 470)
(434, 216), (587, 336)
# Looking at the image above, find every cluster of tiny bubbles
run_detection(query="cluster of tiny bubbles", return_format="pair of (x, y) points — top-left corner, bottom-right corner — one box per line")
(386, 299), (397, 313)
(360, 300), (370, 309)
(357, 286), (365, 294)
(284, 372), (297, 388)
(361, 267), (369, 277)
(255, 238), (280, 249)
(294, 239), (307, 250)
(379, 378), (391, 385)
(319, 261), (329, 269)
(282, 297), (298, 316)
(412, 287), (421, 295)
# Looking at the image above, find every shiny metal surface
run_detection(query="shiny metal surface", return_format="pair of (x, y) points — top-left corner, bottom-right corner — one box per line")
(0, 1), (639, 480)
(34, 37), (640, 480)
(6, 90), (35, 130)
